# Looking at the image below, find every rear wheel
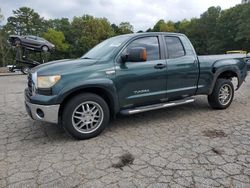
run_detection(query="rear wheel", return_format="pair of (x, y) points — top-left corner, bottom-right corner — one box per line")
(41, 45), (49, 52)
(21, 66), (30, 75)
(208, 79), (234, 109)
(14, 38), (21, 46)
(62, 93), (110, 140)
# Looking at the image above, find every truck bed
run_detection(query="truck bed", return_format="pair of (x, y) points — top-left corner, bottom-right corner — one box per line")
(198, 54), (246, 64)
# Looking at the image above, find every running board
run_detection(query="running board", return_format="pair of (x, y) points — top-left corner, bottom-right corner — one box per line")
(120, 98), (195, 115)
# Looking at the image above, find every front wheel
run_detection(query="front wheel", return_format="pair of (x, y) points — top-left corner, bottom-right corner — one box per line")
(62, 93), (110, 140)
(208, 79), (234, 109)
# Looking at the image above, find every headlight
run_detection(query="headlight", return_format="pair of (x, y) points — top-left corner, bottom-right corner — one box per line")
(37, 75), (61, 88)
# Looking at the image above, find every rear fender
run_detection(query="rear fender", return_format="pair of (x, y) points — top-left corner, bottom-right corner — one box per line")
(208, 59), (244, 94)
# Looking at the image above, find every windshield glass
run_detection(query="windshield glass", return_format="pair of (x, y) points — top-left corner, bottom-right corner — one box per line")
(81, 35), (130, 60)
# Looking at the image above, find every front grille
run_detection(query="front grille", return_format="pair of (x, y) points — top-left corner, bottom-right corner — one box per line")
(27, 73), (33, 96)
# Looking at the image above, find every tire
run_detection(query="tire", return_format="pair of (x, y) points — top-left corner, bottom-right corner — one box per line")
(208, 79), (234, 109)
(41, 45), (49, 52)
(62, 93), (110, 140)
(14, 38), (21, 46)
(21, 66), (30, 75)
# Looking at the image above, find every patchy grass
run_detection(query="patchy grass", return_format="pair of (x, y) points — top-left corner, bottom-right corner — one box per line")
(203, 129), (227, 138)
(0, 67), (9, 73)
(112, 152), (135, 170)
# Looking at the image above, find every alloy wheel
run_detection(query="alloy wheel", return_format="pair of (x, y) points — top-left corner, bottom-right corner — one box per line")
(72, 101), (104, 134)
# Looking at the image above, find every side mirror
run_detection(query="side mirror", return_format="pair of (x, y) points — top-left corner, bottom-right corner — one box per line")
(121, 47), (147, 63)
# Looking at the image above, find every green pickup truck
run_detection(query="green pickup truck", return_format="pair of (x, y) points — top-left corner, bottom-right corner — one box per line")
(25, 32), (248, 139)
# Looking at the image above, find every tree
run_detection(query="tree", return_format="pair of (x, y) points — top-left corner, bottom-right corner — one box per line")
(184, 18), (205, 54)
(146, 28), (153, 32)
(153, 19), (175, 32)
(43, 29), (69, 60)
(182, 7), (222, 55)
(43, 29), (69, 52)
(235, 4), (250, 51)
(216, 3), (250, 53)
(0, 30), (12, 67)
(111, 23), (119, 34)
(175, 19), (190, 33)
(4, 7), (45, 35)
(46, 18), (72, 42)
(0, 8), (4, 24)
(0, 9), (11, 67)
(117, 22), (133, 34)
(199, 6), (221, 54)
(70, 15), (114, 57)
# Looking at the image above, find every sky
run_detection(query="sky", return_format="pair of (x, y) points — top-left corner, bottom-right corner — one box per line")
(0, 0), (241, 31)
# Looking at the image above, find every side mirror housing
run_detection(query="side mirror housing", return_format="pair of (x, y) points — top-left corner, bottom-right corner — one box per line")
(121, 47), (147, 63)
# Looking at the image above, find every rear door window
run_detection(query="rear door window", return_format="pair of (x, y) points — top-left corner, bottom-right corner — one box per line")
(165, 36), (185, 59)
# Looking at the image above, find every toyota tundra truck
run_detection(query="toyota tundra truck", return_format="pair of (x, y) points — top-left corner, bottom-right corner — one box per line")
(25, 32), (248, 139)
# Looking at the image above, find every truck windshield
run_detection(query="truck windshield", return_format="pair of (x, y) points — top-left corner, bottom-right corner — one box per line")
(81, 35), (130, 60)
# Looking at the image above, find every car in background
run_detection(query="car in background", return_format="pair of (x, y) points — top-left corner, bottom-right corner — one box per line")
(9, 35), (55, 52)
(6, 65), (20, 72)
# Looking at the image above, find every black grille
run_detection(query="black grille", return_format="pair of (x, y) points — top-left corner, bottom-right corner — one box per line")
(27, 73), (33, 96)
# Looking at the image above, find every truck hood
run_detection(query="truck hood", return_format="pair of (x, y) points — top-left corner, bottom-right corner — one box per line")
(32, 58), (98, 75)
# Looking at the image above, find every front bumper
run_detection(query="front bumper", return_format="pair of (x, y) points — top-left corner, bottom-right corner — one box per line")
(25, 101), (60, 124)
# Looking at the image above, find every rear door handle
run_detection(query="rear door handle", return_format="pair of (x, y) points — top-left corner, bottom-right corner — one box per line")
(154, 63), (166, 69)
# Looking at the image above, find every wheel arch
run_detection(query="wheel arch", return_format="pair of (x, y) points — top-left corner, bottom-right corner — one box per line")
(209, 69), (240, 95)
(58, 86), (119, 123)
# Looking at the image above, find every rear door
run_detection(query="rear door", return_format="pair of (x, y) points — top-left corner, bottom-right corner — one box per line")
(115, 36), (167, 108)
(164, 35), (199, 100)
(24, 36), (41, 48)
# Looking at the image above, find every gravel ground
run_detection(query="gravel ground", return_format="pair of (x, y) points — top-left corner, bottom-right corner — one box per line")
(0, 75), (250, 188)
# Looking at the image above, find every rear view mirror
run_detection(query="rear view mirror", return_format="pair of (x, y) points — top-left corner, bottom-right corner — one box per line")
(121, 47), (147, 63)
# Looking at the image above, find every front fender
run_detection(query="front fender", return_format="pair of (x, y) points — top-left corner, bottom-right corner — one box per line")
(56, 78), (120, 114)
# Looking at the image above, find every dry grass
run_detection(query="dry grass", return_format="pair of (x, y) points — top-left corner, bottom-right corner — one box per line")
(0, 67), (9, 73)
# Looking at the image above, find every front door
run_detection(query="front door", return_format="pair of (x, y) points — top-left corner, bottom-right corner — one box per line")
(115, 36), (167, 109)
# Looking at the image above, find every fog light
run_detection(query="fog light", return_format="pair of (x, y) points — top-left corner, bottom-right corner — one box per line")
(36, 108), (44, 119)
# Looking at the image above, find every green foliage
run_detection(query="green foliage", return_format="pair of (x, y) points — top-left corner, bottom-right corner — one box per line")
(174, 19), (190, 33)
(0, 29), (13, 66)
(45, 18), (73, 46)
(0, 8), (4, 24)
(216, 4), (250, 53)
(153, 20), (176, 32)
(4, 7), (46, 35)
(117, 22), (133, 34)
(70, 15), (114, 57)
(43, 29), (69, 52)
(111, 22), (133, 35)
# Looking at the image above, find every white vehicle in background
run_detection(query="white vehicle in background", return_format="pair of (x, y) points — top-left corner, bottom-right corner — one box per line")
(6, 65), (20, 72)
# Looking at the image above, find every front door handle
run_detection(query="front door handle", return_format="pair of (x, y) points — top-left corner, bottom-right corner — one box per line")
(154, 63), (166, 69)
